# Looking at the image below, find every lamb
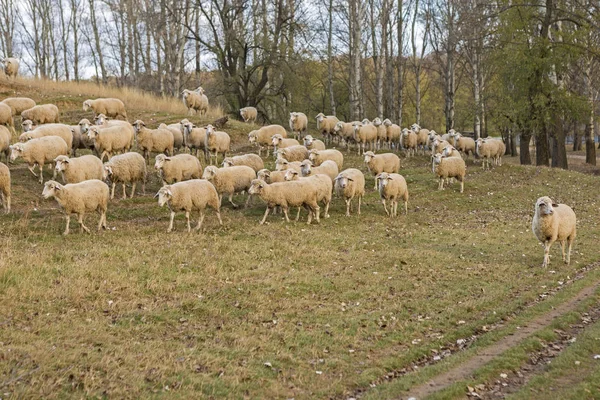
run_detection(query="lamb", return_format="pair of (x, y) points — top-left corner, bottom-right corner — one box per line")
(283, 170), (333, 219)
(308, 148), (343, 170)
(248, 125), (287, 157)
(156, 179), (222, 232)
(382, 119), (401, 150)
(240, 106), (258, 123)
(2, 58), (19, 79)
(182, 89), (208, 116)
(475, 138), (497, 170)
(102, 152), (147, 199)
(158, 123), (184, 152)
(10, 136), (69, 183)
(19, 123), (74, 149)
(21, 104), (60, 124)
(87, 125), (133, 162)
(42, 179), (109, 235)
(132, 120), (174, 164)
(303, 135), (326, 151)
(275, 157), (303, 174)
(334, 168), (365, 217)
(154, 153), (202, 185)
(372, 118), (388, 150)
(449, 131), (476, 159)
(202, 165), (256, 208)
(276, 145), (309, 163)
(180, 119), (206, 158)
(352, 120), (377, 155)
(272, 134), (300, 153)
(54, 155), (103, 184)
(0, 125), (10, 163)
(83, 98), (127, 120)
(300, 159), (338, 182)
(248, 179), (321, 225)
(204, 124), (230, 165)
(2, 97), (36, 116)
(363, 151), (401, 189)
(0, 162), (10, 213)
(401, 128), (418, 157)
(257, 169), (287, 184)
(531, 196), (577, 268)
(0, 102), (14, 132)
(289, 112), (308, 139)
(222, 154), (264, 172)
(315, 113), (340, 144)
(377, 172), (409, 217)
(432, 153), (466, 193)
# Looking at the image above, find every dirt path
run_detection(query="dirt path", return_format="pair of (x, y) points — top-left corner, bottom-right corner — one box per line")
(404, 275), (600, 400)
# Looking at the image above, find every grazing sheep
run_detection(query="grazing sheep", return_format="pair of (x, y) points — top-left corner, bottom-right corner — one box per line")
(363, 151), (401, 189)
(289, 112), (308, 139)
(0, 162), (10, 213)
(19, 123), (74, 150)
(382, 119), (401, 150)
(42, 179), (109, 235)
(54, 155), (103, 184)
(475, 138), (497, 170)
(315, 113), (340, 145)
(159, 123), (184, 152)
(275, 158), (303, 174)
(156, 179), (222, 232)
(277, 145), (309, 163)
(222, 154), (264, 172)
(83, 98), (127, 120)
(10, 136), (69, 183)
(103, 152), (147, 199)
(284, 170), (333, 219)
(204, 124), (230, 165)
(532, 196), (577, 268)
(87, 125), (133, 162)
(257, 168), (287, 184)
(432, 153), (466, 193)
(132, 120), (174, 164)
(449, 131), (476, 159)
(272, 134), (300, 153)
(303, 135), (326, 151)
(154, 153), (202, 185)
(0, 125), (10, 163)
(2, 97), (36, 116)
(182, 89), (208, 116)
(334, 168), (365, 217)
(248, 179), (321, 225)
(401, 128), (418, 157)
(21, 104), (60, 124)
(377, 172), (409, 217)
(0, 102), (14, 132)
(180, 119), (207, 158)
(372, 118), (388, 149)
(202, 165), (255, 208)
(2, 57), (19, 79)
(248, 125), (287, 157)
(240, 106), (258, 123)
(308, 148), (343, 170)
(300, 159), (338, 182)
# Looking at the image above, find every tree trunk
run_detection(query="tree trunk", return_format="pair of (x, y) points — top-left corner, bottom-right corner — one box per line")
(572, 122), (581, 151)
(88, 0), (106, 83)
(551, 118), (568, 169)
(396, 0), (403, 126)
(70, 0), (80, 81)
(520, 131), (532, 165)
(327, 0), (335, 115)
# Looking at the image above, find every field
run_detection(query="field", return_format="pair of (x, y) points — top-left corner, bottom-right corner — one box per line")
(1, 78), (600, 399)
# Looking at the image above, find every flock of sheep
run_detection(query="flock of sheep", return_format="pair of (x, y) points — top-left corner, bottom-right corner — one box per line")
(0, 89), (577, 268)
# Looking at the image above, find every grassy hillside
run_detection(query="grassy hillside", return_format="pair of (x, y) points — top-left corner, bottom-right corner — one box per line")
(1, 78), (599, 399)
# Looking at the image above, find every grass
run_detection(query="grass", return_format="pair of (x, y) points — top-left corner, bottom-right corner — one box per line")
(1, 77), (600, 398)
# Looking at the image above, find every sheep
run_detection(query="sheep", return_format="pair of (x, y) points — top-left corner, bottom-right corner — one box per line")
(277, 145), (309, 163)
(334, 168), (365, 217)
(427, 130), (443, 152)
(70, 125), (95, 156)
(87, 125), (133, 162)
(300, 159), (338, 182)
(54, 155), (103, 184)
(204, 124), (230, 165)
(102, 152), (147, 200)
(2, 97), (36, 116)
(21, 119), (36, 132)
(10, 136), (69, 183)
(449, 131), (476, 159)
(401, 128), (418, 157)
(275, 157), (303, 174)
(257, 168), (287, 184)
(2, 58), (19, 79)
(180, 119), (207, 158)
(21, 104), (60, 124)
(159, 123), (184, 152)
(156, 179), (222, 232)
(430, 138), (452, 172)
(0, 102), (14, 132)
(303, 135), (326, 151)
(240, 106), (258, 123)
(83, 98), (127, 120)
(283, 170), (333, 219)
(289, 112), (308, 139)
(42, 179), (109, 235)
(475, 138), (497, 170)
(441, 145), (462, 159)
(488, 138), (506, 166)
(333, 121), (356, 152)
(308, 148), (343, 170)
(372, 118), (388, 150)
(432, 153), (466, 193)
(363, 151), (401, 189)
(132, 120), (174, 164)
(531, 196), (577, 268)
(93, 113), (132, 132)
(272, 134), (300, 153)
(201, 165), (256, 208)
(411, 124), (430, 154)
(248, 125), (287, 157)
(222, 154), (264, 172)
(182, 89), (208, 116)
(315, 113), (340, 144)
(248, 178), (321, 225)
(19, 123), (74, 150)
(352, 120), (377, 155)
(0, 162), (10, 213)
(377, 172), (409, 217)
(382, 119), (401, 150)
(0, 125), (10, 163)
(154, 153), (202, 185)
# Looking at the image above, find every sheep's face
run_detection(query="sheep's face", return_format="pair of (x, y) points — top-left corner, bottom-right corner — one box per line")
(303, 135), (314, 146)
(334, 122), (344, 133)
(361, 119), (371, 125)
(132, 120), (145, 133)
(432, 153), (443, 164)
(154, 155), (168, 170)
(87, 127), (100, 141)
(535, 197), (557, 216)
(9, 144), (24, 161)
(19, 133), (32, 142)
(335, 174), (353, 189)
(206, 124), (215, 136)
(364, 152), (375, 163)
(42, 181), (62, 199)
(248, 131), (257, 143)
(83, 100), (92, 111)
(290, 113), (297, 123)
(156, 186), (173, 207)
(79, 119), (92, 133)
(102, 165), (113, 180)
(352, 122), (362, 133)
(411, 123), (420, 131)
(222, 158), (234, 167)
(373, 118), (382, 126)
(271, 135), (282, 146)
(275, 158), (288, 171)
(202, 166), (217, 180)
(308, 151), (319, 162)
(383, 119), (392, 127)
(95, 114), (107, 125)
(256, 170), (270, 181)
(248, 179), (267, 195)
(377, 173), (391, 188)
(240, 108), (246, 118)
(284, 170), (298, 181)
(441, 146), (455, 157)
(22, 120), (34, 132)
(54, 156), (70, 173)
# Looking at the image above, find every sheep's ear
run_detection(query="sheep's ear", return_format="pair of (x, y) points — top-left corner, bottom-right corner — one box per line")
(63, 159), (70, 164)
(153, 191), (160, 198)
(54, 184), (62, 190)
(552, 203), (558, 207)
(347, 177), (354, 181)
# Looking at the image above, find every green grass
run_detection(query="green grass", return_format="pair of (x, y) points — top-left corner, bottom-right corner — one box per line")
(1, 78), (600, 399)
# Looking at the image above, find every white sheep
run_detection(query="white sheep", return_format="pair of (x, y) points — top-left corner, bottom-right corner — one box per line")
(248, 125), (287, 157)
(21, 104), (60, 124)
(156, 179), (223, 232)
(2, 97), (36, 116)
(352, 120), (377, 155)
(410, 124), (430, 155)
(21, 119), (36, 132)
(87, 125), (133, 162)
(10, 136), (69, 183)
(377, 172), (409, 217)
(303, 135), (326, 151)
(70, 125), (95, 157)
(283, 170), (333, 219)
(0, 102), (14, 132)
(182, 89), (208, 116)
(154, 153), (202, 185)
(334, 168), (365, 217)
(276, 145), (309, 163)
(222, 154), (264, 172)
(2, 57), (19, 79)
(275, 158), (303, 174)
(475, 138), (497, 170)
(19, 123), (74, 150)
(334, 121), (357, 152)
(315, 113), (339, 145)
(289, 112), (308, 139)
(240, 106), (258, 123)
(308, 149), (343, 170)
(401, 128), (418, 157)
(372, 118), (388, 150)
(300, 159), (338, 182)
(382, 119), (401, 150)
(180, 119), (207, 158)
(0, 125), (10, 163)
(449, 131), (476, 159)
(158, 123), (185, 152)
(83, 98), (127, 120)
(432, 153), (466, 193)
(132, 120), (174, 164)
(42, 179), (109, 235)
(441, 145), (461, 159)
(204, 124), (230, 165)
(54, 154), (103, 184)
(363, 151), (401, 189)
(257, 168), (287, 184)
(272, 134), (300, 153)
(0, 162), (10, 213)
(202, 165), (256, 208)
(102, 152), (147, 200)
(531, 196), (577, 268)
(489, 138), (506, 166)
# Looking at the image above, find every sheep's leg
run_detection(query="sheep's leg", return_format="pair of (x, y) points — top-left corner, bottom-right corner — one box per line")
(78, 214), (90, 234)
(295, 207), (301, 222)
(306, 206), (313, 225)
(244, 194), (253, 208)
(167, 211), (176, 232)
(51, 163), (58, 180)
(110, 182), (116, 199)
(259, 207), (271, 225)
(460, 180), (464, 193)
(27, 163), (38, 178)
(122, 184), (127, 200)
(228, 193), (238, 209)
(542, 240), (554, 268)
(404, 199), (408, 215)
(313, 204), (320, 224)
(38, 164), (44, 184)
(130, 183), (136, 198)
(218, 194), (223, 206)
(382, 199), (390, 216)
(345, 199), (351, 217)
(282, 207), (290, 223)
(98, 211), (107, 231)
(215, 209), (223, 226)
(374, 176), (378, 190)
(566, 237), (573, 265)
(438, 177), (444, 190)
(323, 200), (330, 218)
(560, 240), (567, 263)
(101, 151), (108, 162)
(63, 215), (71, 235)
(185, 211), (191, 232)
(195, 211), (205, 231)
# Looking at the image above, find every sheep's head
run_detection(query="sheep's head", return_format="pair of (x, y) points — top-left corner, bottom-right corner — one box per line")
(42, 180), (62, 199)
(373, 118), (382, 126)
(248, 179), (267, 195)
(102, 164), (113, 180)
(303, 135), (314, 146)
(535, 196), (558, 216)
(181, 89), (192, 100)
(87, 126), (100, 141)
(300, 160), (313, 176)
(411, 123), (421, 131)
(334, 173), (353, 189)
(401, 128), (411, 138)
(256, 169), (270, 182)
(271, 134), (282, 146)
(363, 151), (375, 163)
(377, 172), (391, 189)
(333, 122), (344, 132)
(284, 169), (299, 181)
(202, 166), (218, 180)
(132, 120), (145, 133)
(275, 157), (289, 171)
(82, 100), (92, 111)
(94, 114), (108, 125)
(78, 118), (92, 133)
(432, 153), (443, 164)
(308, 150), (319, 162)
(196, 86), (205, 95)
(248, 131), (257, 143)
(383, 119), (392, 127)
(19, 132), (33, 142)
(240, 108), (246, 117)
(290, 112), (298, 123)
(205, 124), (215, 136)
(154, 154), (169, 170)
(315, 112), (325, 122)
(222, 157), (234, 167)
(448, 129), (456, 137)
(21, 119), (34, 132)
(361, 118), (371, 125)
(155, 186), (173, 207)
(54, 155), (70, 173)
(9, 143), (24, 161)
(441, 146), (456, 157)
(352, 121), (363, 133)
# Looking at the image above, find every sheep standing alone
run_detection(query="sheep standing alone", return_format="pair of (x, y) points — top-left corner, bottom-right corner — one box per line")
(54, 155), (103, 184)
(10, 136), (69, 183)
(334, 168), (365, 217)
(363, 151), (401, 189)
(248, 125), (287, 157)
(0, 103), (14, 132)
(154, 154), (202, 185)
(83, 98), (127, 120)
(377, 172), (409, 217)
(308, 149), (343, 170)
(432, 153), (466, 193)
(202, 165), (256, 208)
(204, 124), (230, 165)
(222, 154), (264, 172)
(0, 162), (10, 213)
(182, 89), (208, 116)
(303, 135), (326, 151)
(315, 113), (340, 144)
(103, 152), (147, 199)
(531, 196), (577, 268)
(240, 107), (258, 123)
(87, 125), (133, 162)
(289, 112), (308, 139)
(132, 120), (174, 164)
(156, 180), (222, 232)
(42, 179), (109, 235)
(2, 58), (19, 79)
(0, 125), (10, 163)
(21, 104), (60, 124)
(475, 138), (498, 170)
(2, 97), (36, 116)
